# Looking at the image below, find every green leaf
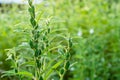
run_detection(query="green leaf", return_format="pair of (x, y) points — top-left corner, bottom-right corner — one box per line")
(17, 71), (34, 78)
(58, 48), (65, 55)
(1, 69), (16, 78)
(52, 60), (63, 69)
(20, 61), (35, 67)
(36, 11), (44, 23)
(44, 60), (63, 80)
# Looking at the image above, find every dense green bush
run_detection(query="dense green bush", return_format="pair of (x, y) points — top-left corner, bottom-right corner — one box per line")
(0, 0), (120, 80)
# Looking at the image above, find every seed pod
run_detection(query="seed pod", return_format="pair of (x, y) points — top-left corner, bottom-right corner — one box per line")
(39, 76), (43, 80)
(65, 61), (70, 70)
(31, 6), (35, 18)
(66, 52), (70, 60)
(36, 59), (41, 68)
(45, 39), (49, 46)
(35, 24), (39, 29)
(34, 42), (38, 49)
(37, 31), (40, 38)
(45, 40), (48, 44)
(35, 49), (42, 57)
(45, 31), (47, 36)
(34, 32), (40, 39)
(48, 28), (50, 33)
(15, 69), (18, 73)
(41, 44), (44, 50)
(38, 49), (42, 55)
(30, 18), (36, 27)
(46, 43), (49, 47)
(60, 68), (64, 75)
(32, 30), (35, 34)
(28, 6), (35, 18)
(43, 36), (46, 41)
(29, 40), (34, 48)
(69, 38), (72, 48)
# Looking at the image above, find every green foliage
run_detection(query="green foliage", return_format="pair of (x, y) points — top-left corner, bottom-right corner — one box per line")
(0, 0), (120, 80)
(1, 0), (72, 80)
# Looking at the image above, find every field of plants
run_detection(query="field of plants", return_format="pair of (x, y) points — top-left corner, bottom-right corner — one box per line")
(0, 0), (120, 80)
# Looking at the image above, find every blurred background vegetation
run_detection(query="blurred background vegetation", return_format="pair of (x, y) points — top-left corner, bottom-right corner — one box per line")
(0, 0), (120, 80)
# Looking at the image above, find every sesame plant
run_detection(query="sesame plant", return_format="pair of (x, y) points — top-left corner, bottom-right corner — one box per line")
(48, 0), (120, 80)
(1, 0), (73, 80)
(1, 0), (119, 80)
